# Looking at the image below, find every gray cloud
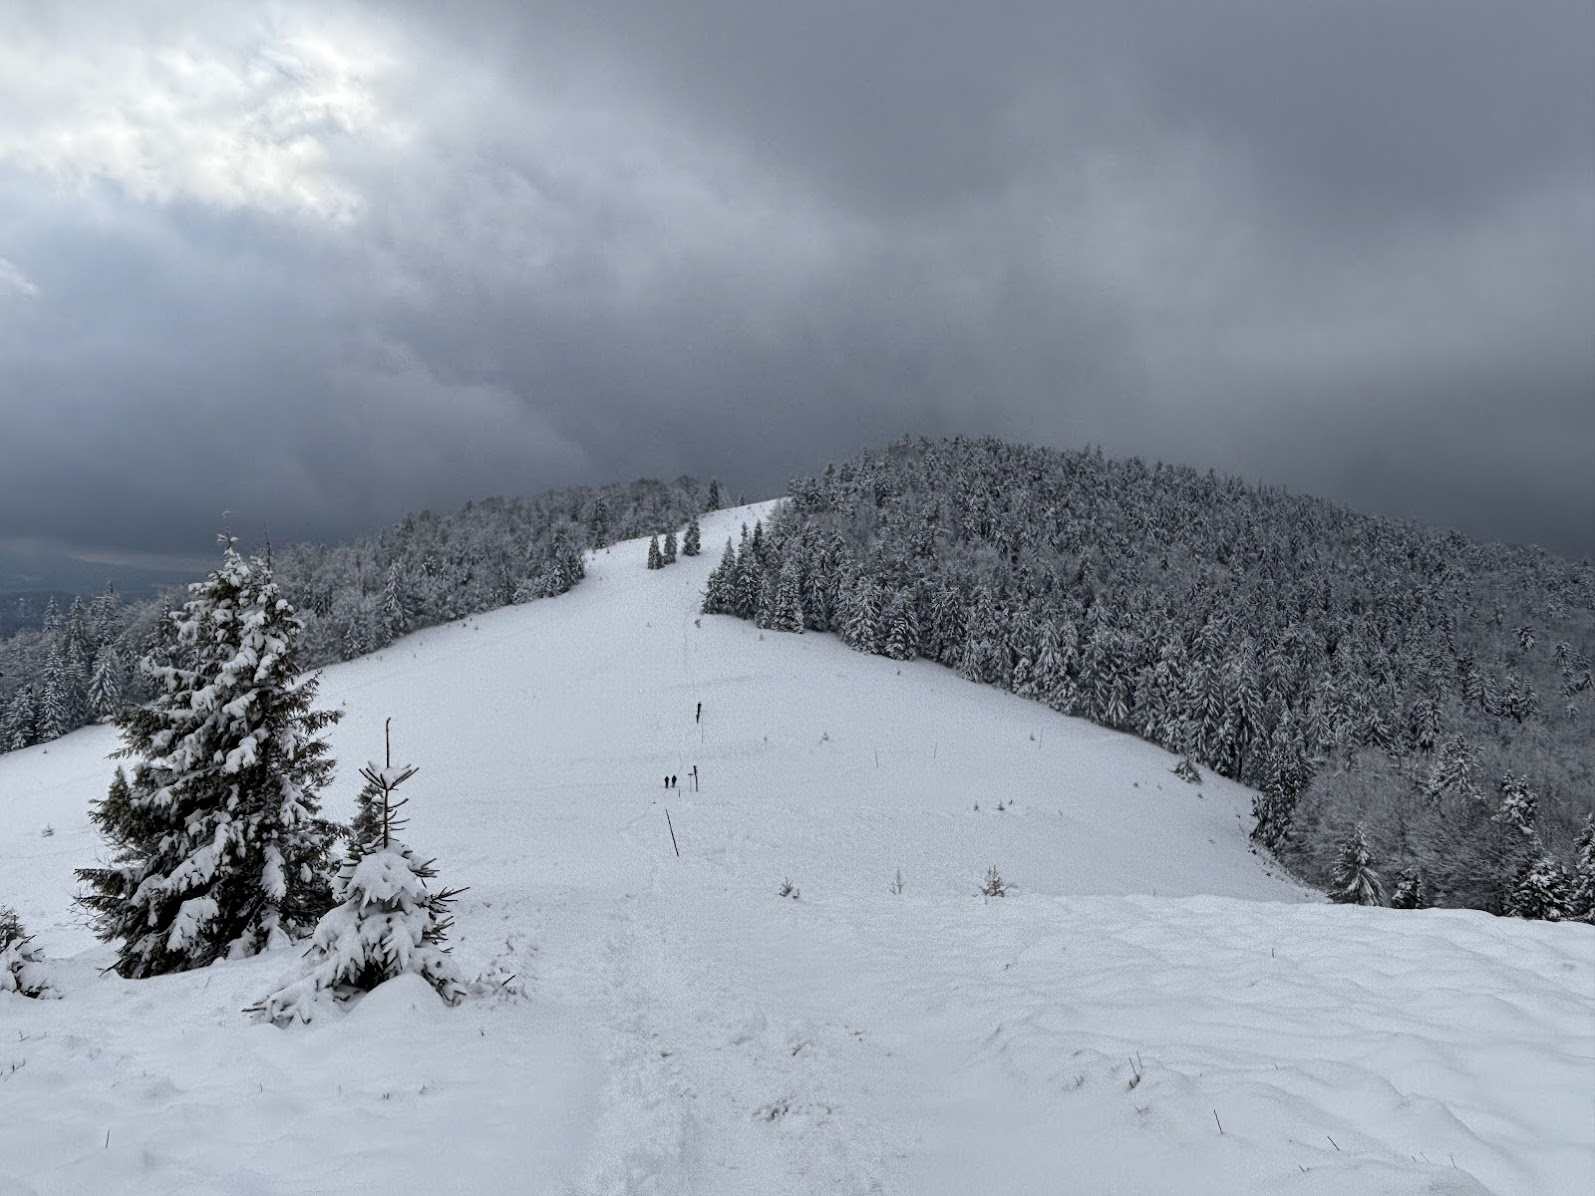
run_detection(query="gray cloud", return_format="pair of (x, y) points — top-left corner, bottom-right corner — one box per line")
(1, 0), (1591, 562)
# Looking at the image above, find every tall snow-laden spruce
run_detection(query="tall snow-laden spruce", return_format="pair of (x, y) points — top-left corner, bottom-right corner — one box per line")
(76, 536), (342, 979)
(647, 534), (663, 570)
(251, 725), (466, 1024)
(702, 539), (738, 614)
(663, 528), (679, 564)
(683, 514), (702, 557)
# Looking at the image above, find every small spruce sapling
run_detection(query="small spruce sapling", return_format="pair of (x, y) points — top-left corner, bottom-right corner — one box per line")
(981, 865), (1008, 898)
(1389, 866), (1428, 910)
(250, 722), (468, 1024)
(0, 906), (55, 999)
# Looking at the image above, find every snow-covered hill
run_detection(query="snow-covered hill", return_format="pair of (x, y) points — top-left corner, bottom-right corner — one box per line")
(1, 503), (1590, 1195)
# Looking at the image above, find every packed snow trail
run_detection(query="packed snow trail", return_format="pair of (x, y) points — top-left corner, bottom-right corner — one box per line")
(1, 503), (1591, 1194)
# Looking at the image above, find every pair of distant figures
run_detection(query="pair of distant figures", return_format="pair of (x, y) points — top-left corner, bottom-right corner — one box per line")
(662, 706), (704, 791)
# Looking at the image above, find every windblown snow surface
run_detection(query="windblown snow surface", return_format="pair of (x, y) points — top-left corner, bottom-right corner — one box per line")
(1, 503), (1591, 1196)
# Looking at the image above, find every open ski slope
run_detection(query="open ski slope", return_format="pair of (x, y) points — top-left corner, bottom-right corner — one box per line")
(2, 502), (1591, 1195)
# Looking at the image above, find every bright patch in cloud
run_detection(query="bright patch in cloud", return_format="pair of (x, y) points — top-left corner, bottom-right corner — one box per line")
(0, 257), (39, 297)
(0, 13), (403, 222)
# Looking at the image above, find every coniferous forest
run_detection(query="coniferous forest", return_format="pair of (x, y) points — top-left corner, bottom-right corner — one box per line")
(701, 438), (1594, 918)
(7, 438), (1594, 919)
(0, 476), (714, 751)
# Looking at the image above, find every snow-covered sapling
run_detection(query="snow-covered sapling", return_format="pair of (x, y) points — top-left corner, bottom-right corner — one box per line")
(1172, 757), (1202, 784)
(1389, 866), (1428, 910)
(981, 865), (1008, 899)
(250, 722), (468, 1024)
(0, 906), (56, 999)
(889, 868), (906, 895)
(777, 878), (800, 900)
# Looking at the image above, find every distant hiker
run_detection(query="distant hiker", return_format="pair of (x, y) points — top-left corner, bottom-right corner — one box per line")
(696, 702), (702, 723)
(670, 774), (677, 789)
(664, 775), (669, 789)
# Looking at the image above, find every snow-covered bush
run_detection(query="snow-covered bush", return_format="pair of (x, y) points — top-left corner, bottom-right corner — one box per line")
(251, 733), (467, 1025)
(0, 906), (56, 999)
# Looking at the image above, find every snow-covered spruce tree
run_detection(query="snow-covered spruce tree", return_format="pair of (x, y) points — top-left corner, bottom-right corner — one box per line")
(770, 559), (805, 633)
(2, 684), (36, 750)
(647, 535), (663, 570)
(380, 560), (411, 640)
(1328, 824), (1386, 906)
(1506, 853), (1570, 921)
(1568, 815), (1595, 923)
(88, 644), (124, 720)
(75, 537), (342, 979)
(0, 906), (55, 998)
(663, 529), (678, 564)
(38, 642), (77, 742)
(1251, 728), (1309, 853)
(251, 729), (466, 1024)
(706, 478), (722, 511)
(1390, 866), (1428, 910)
(701, 539), (737, 614)
(882, 591), (919, 661)
(683, 514), (702, 557)
(732, 527), (762, 618)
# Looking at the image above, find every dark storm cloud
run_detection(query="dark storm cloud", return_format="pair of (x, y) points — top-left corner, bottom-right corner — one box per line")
(1, 0), (1591, 564)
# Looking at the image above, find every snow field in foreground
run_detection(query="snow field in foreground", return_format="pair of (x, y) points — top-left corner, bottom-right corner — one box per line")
(1, 502), (1591, 1195)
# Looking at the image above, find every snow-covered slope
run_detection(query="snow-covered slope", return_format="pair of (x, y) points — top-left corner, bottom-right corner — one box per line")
(1, 503), (1590, 1195)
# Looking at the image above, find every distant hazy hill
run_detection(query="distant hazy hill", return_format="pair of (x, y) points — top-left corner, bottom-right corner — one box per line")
(0, 544), (198, 637)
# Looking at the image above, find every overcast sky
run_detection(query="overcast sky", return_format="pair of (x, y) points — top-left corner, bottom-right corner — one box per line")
(2, 1), (1591, 565)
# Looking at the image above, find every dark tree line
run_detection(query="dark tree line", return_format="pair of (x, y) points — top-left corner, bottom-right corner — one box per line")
(1, 476), (713, 752)
(704, 437), (1594, 919)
